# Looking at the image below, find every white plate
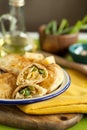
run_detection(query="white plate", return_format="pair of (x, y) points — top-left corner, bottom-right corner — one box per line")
(0, 69), (70, 105)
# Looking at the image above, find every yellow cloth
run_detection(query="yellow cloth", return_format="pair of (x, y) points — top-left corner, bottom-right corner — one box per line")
(18, 69), (87, 115)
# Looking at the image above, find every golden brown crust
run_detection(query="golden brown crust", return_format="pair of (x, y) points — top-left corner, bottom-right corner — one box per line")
(24, 52), (44, 62)
(39, 63), (64, 93)
(0, 54), (32, 75)
(0, 53), (64, 99)
(0, 73), (17, 99)
(12, 83), (47, 99)
(16, 63), (48, 85)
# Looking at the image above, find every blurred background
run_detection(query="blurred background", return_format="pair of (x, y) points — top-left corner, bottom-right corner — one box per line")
(0, 0), (87, 32)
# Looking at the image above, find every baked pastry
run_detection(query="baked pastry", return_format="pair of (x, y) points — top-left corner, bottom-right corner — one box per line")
(0, 73), (17, 99)
(39, 63), (64, 93)
(0, 54), (31, 75)
(12, 83), (47, 99)
(16, 63), (48, 85)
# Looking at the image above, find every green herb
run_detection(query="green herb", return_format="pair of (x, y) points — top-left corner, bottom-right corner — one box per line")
(69, 21), (82, 34)
(45, 15), (87, 35)
(24, 88), (31, 97)
(32, 66), (46, 77)
(57, 19), (69, 34)
(19, 89), (25, 95)
(19, 87), (30, 97)
(32, 66), (38, 72)
(38, 69), (45, 77)
(45, 20), (57, 35)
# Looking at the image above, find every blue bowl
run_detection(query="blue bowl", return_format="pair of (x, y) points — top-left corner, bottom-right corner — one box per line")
(69, 43), (87, 64)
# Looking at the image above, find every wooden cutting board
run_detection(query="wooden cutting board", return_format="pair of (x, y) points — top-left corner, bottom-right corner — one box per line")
(0, 105), (83, 130)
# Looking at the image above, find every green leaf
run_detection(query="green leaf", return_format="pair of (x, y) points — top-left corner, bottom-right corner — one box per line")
(44, 15), (87, 35)
(32, 66), (38, 71)
(45, 20), (57, 34)
(82, 15), (87, 24)
(57, 19), (69, 34)
(69, 21), (82, 34)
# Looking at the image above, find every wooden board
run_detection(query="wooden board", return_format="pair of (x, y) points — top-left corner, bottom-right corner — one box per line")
(0, 105), (83, 130)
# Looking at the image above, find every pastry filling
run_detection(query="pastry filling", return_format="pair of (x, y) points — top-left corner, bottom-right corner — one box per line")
(32, 65), (46, 77)
(20, 65), (46, 84)
(15, 86), (36, 99)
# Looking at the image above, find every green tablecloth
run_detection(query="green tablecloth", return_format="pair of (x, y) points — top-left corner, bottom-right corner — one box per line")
(69, 115), (87, 130)
(0, 114), (86, 130)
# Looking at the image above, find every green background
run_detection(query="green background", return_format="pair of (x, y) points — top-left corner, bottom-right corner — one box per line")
(0, 115), (86, 130)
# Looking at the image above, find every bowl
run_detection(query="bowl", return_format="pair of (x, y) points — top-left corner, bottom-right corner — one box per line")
(39, 25), (78, 54)
(69, 43), (87, 64)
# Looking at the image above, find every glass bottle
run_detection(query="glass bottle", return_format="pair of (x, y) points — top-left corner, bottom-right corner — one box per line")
(1, 0), (35, 55)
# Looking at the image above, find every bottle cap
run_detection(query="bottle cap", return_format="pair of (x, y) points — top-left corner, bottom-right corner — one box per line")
(9, 0), (25, 7)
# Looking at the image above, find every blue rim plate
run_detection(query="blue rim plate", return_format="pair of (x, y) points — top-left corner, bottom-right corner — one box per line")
(0, 69), (70, 105)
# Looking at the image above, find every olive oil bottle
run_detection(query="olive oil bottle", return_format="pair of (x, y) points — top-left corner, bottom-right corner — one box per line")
(1, 0), (35, 55)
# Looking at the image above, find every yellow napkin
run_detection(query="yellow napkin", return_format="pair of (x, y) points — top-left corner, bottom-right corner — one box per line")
(18, 69), (87, 115)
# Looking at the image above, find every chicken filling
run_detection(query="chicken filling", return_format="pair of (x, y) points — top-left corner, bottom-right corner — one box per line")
(15, 86), (36, 99)
(20, 65), (46, 84)
(32, 65), (46, 78)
